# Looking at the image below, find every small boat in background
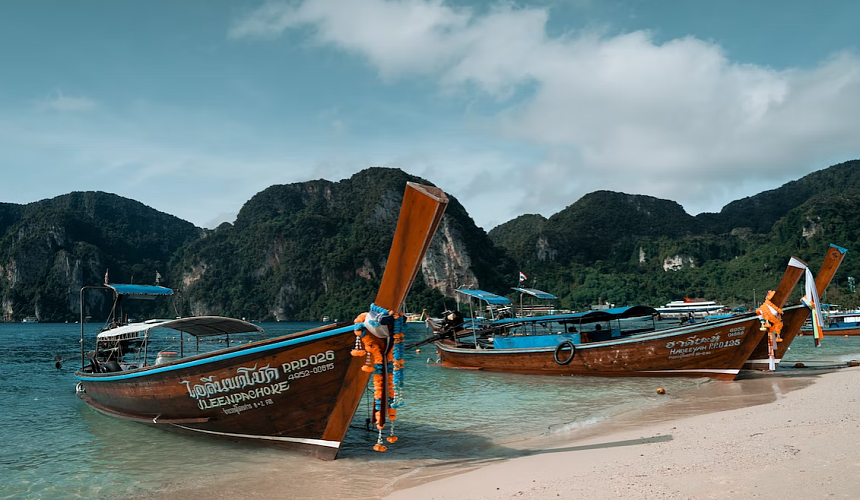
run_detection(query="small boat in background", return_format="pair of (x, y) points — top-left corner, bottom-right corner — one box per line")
(73, 182), (449, 459)
(657, 298), (726, 318)
(432, 254), (811, 380)
(403, 304), (428, 323)
(812, 312), (860, 336)
(405, 310), (427, 323)
(22, 316), (39, 323)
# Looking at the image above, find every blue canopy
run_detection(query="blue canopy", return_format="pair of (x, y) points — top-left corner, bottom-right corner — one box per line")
(107, 284), (174, 296)
(512, 287), (558, 300)
(455, 289), (512, 305)
(489, 305), (657, 325)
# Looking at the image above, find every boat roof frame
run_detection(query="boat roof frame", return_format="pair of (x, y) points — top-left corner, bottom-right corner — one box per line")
(488, 305), (658, 326)
(455, 288), (512, 305)
(511, 287), (558, 300)
(96, 316), (264, 341)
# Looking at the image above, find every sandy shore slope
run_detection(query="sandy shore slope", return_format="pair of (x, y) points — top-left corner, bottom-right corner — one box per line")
(387, 368), (860, 500)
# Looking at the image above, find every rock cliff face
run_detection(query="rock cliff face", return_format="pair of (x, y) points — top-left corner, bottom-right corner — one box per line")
(420, 216), (478, 297)
(171, 168), (506, 321)
(0, 192), (199, 321)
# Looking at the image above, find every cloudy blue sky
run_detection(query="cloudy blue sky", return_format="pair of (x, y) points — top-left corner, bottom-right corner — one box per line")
(2, 0), (859, 230)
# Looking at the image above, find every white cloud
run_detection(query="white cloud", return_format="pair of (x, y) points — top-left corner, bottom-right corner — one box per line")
(36, 91), (97, 112)
(231, 0), (860, 224)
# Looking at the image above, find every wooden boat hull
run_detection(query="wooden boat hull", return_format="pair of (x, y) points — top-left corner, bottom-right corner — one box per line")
(801, 325), (860, 336)
(76, 323), (367, 460)
(437, 315), (768, 381)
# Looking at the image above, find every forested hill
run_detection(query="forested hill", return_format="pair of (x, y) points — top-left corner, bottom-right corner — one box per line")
(2, 161), (859, 321)
(489, 159), (860, 310)
(0, 169), (513, 322)
(169, 168), (512, 322)
(696, 160), (860, 234)
(0, 192), (201, 322)
(489, 191), (705, 269)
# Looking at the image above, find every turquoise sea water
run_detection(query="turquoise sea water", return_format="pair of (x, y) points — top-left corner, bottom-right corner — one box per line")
(2, 322), (859, 499)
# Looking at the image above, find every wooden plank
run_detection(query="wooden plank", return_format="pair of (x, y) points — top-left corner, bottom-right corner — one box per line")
(374, 182), (448, 312)
(322, 181), (448, 444)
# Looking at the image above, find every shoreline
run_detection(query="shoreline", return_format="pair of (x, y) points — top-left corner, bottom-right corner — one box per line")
(131, 366), (860, 500)
(386, 366), (860, 500)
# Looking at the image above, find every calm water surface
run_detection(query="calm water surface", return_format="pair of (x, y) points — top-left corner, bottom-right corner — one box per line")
(2, 322), (858, 499)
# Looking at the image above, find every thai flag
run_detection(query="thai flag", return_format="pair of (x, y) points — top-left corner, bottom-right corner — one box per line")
(519, 272), (527, 282)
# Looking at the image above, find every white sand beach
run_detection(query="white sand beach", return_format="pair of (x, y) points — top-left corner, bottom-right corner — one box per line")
(145, 366), (860, 500)
(387, 367), (860, 500)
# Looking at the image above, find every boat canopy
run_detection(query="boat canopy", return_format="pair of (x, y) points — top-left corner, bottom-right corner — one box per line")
(489, 305), (657, 326)
(455, 289), (512, 305)
(97, 316), (263, 341)
(107, 284), (174, 297)
(511, 287), (557, 300)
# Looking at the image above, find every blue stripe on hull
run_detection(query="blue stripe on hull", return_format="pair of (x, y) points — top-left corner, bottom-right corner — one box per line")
(75, 324), (355, 382)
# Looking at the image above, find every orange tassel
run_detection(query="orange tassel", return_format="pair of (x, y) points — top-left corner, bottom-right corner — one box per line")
(373, 444), (388, 452)
(386, 436), (398, 443)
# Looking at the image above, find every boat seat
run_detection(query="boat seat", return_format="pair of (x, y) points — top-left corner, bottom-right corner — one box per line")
(101, 360), (123, 373)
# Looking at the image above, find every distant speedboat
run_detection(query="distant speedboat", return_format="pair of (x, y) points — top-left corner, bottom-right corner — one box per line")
(656, 299), (725, 318)
(22, 316), (38, 323)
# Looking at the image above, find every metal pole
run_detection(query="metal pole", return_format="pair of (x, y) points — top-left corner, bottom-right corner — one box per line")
(470, 298), (479, 349)
(80, 287), (85, 369)
(80, 285), (111, 369)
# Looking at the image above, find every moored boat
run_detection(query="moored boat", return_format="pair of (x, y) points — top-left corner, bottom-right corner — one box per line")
(810, 313), (860, 336)
(73, 182), (449, 459)
(434, 255), (808, 380)
(657, 299), (726, 319)
(744, 244), (848, 370)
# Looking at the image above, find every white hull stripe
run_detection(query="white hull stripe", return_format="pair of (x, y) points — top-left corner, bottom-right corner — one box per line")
(745, 358), (782, 364)
(639, 369), (740, 375)
(172, 425), (341, 448)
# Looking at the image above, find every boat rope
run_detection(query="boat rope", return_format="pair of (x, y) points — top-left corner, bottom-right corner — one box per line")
(352, 303), (406, 452)
(799, 267), (825, 347)
(755, 290), (784, 371)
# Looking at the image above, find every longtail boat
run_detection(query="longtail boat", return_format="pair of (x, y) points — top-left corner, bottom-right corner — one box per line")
(744, 244), (849, 370)
(74, 182), (449, 459)
(433, 255), (809, 381)
(804, 313), (860, 336)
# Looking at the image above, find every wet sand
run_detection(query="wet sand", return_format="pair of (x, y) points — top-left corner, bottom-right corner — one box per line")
(387, 366), (860, 500)
(129, 366), (860, 500)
